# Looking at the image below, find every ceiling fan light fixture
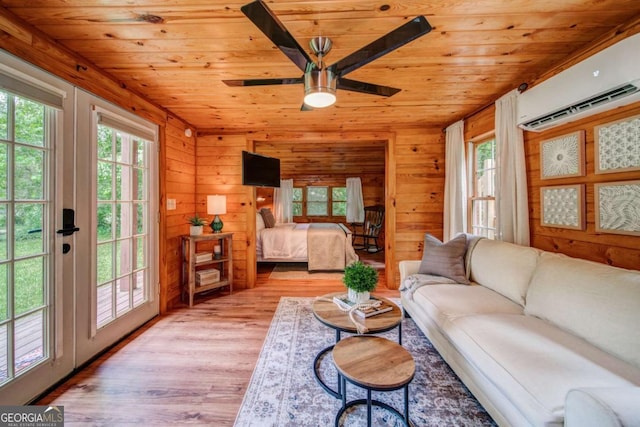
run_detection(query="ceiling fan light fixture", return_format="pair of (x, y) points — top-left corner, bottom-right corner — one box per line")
(304, 68), (337, 108)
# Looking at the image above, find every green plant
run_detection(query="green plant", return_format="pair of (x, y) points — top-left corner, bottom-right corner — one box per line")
(187, 214), (206, 226)
(343, 261), (378, 293)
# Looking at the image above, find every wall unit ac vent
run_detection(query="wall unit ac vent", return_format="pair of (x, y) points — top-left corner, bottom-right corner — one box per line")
(517, 33), (640, 132)
(521, 83), (639, 131)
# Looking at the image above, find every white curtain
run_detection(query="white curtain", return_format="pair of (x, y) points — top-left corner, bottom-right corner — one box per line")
(273, 179), (293, 223)
(495, 89), (530, 246)
(443, 120), (467, 241)
(346, 177), (364, 223)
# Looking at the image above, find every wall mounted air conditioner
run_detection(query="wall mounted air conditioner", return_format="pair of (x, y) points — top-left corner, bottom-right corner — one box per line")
(517, 33), (640, 132)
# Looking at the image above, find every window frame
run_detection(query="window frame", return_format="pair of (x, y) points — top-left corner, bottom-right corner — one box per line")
(292, 187), (303, 217)
(468, 135), (497, 239)
(305, 186), (328, 217)
(331, 186), (347, 217)
(291, 185), (348, 219)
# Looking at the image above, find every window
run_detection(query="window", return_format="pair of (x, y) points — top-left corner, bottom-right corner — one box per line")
(306, 186), (328, 216)
(469, 137), (496, 239)
(292, 185), (347, 218)
(292, 188), (302, 216)
(332, 187), (347, 216)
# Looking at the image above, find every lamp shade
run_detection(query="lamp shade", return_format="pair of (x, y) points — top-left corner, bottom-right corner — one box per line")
(304, 68), (337, 108)
(207, 195), (227, 215)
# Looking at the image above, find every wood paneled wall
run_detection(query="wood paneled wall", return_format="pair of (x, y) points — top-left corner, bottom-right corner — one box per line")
(254, 140), (385, 224)
(194, 133), (255, 291)
(525, 102), (640, 269)
(393, 128), (447, 280)
(464, 101), (640, 271)
(162, 118), (196, 310)
(460, 27), (640, 271)
(196, 129), (445, 290)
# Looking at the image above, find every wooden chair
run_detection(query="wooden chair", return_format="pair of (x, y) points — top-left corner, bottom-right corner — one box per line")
(351, 205), (385, 253)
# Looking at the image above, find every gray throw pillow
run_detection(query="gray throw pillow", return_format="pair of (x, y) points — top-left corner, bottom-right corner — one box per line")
(418, 233), (469, 284)
(260, 208), (276, 228)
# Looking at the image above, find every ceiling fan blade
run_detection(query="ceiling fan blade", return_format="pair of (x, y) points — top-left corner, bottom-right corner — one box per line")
(223, 77), (303, 86)
(241, 0), (314, 72)
(331, 16), (432, 77)
(338, 78), (401, 97)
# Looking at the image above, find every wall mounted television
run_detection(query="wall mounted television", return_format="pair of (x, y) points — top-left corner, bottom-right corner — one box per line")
(242, 151), (281, 188)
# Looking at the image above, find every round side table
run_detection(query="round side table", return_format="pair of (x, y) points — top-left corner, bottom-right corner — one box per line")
(333, 335), (415, 427)
(312, 292), (403, 399)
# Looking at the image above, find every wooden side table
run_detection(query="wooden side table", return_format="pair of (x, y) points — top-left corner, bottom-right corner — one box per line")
(181, 232), (233, 307)
(312, 292), (403, 399)
(333, 335), (415, 427)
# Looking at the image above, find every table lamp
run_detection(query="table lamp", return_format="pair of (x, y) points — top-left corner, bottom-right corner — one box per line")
(207, 195), (227, 233)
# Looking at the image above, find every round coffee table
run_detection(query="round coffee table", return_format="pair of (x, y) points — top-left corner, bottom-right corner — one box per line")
(333, 335), (415, 427)
(312, 292), (403, 398)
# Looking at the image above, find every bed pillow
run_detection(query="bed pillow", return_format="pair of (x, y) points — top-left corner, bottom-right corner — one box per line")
(256, 212), (266, 231)
(418, 233), (469, 284)
(260, 208), (276, 228)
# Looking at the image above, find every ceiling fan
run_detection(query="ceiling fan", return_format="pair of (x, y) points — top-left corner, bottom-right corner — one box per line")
(223, 0), (432, 109)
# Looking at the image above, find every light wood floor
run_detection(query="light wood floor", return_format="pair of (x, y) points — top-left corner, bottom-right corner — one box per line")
(36, 253), (398, 426)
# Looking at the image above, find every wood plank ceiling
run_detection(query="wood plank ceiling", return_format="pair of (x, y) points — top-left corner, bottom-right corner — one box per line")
(1, 0), (639, 132)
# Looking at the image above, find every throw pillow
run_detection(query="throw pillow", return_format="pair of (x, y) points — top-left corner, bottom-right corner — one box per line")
(260, 208), (276, 228)
(418, 233), (470, 284)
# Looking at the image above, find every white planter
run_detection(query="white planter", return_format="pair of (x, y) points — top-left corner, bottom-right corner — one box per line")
(190, 225), (203, 236)
(348, 288), (370, 304)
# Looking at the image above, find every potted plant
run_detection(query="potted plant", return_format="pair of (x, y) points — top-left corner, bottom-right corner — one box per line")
(187, 214), (206, 236)
(343, 261), (378, 304)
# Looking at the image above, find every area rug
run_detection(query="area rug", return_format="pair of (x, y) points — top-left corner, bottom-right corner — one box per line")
(234, 297), (496, 427)
(269, 263), (344, 280)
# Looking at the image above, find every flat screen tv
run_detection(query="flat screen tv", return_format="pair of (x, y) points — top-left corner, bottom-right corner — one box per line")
(242, 151), (281, 188)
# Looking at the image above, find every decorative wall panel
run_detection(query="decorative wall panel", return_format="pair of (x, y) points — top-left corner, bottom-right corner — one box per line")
(595, 180), (640, 236)
(540, 130), (585, 179)
(540, 184), (585, 230)
(595, 114), (640, 174)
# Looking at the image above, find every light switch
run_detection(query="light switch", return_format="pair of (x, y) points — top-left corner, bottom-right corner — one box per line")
(167, 199), (177, 210)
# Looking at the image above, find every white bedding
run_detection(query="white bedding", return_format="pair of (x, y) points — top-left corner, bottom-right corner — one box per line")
(257, 223), (309, 261)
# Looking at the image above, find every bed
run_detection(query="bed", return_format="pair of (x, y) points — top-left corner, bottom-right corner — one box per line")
(256, 221), (358, 271)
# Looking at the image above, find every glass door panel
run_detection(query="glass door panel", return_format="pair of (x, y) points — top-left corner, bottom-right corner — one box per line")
(0, 93), (50, 385)
(74, 90), (158, 366)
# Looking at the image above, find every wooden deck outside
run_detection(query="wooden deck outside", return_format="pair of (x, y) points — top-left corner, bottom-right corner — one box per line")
(0, 278), (144, 383)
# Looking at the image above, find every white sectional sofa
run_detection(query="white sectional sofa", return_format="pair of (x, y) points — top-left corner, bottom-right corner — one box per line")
(399, 237), (640, 427)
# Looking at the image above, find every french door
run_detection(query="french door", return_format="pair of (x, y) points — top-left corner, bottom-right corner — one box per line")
(74, 90), (159, 365)
(0, 52), (75, 404)
(0, 52), (159, 403)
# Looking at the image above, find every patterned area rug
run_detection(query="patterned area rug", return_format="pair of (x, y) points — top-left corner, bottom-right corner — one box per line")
(269, 263), (344, 280)
(234, 297), (496, 427)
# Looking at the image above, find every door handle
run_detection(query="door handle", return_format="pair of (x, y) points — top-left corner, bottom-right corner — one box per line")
(56, 208), (80, 236)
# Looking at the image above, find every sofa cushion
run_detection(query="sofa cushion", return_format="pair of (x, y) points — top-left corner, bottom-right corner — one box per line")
(446, 314), (640, 426)
(468, 239), (540, 306)
(525, 252), (640, 370)
(461, 233), (484, 280)
(412, 284), (523, 330)
(418, 233), (469, 284)
(565, 387), (640, 427)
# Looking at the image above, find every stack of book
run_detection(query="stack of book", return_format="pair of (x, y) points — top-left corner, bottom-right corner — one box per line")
(332, 295), (394, 318)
